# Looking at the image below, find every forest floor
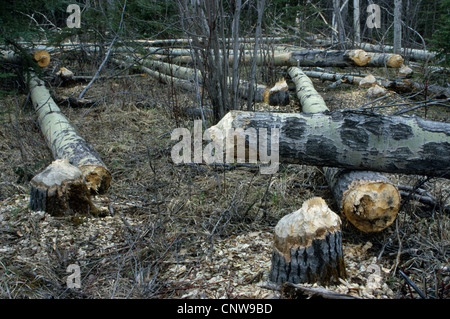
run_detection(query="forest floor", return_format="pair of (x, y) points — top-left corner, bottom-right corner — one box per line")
(0, 56), (449, 299)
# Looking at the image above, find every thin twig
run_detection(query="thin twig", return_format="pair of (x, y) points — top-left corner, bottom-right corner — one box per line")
(78, 0), (127, 99)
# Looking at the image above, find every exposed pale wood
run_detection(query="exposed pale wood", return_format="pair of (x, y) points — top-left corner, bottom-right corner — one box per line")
(325, 170), (401, 233)
(33, 50), (50, 67)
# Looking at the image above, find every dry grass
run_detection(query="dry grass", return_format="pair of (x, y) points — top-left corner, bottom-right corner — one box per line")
(0, 58), (449, 299)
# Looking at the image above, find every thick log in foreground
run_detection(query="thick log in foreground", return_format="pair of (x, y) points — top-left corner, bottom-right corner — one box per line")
(28, 73), (111, 193)
(30, 159), (98, 216)
(269, 197), (346, 285)
(207, 110), (450, 178)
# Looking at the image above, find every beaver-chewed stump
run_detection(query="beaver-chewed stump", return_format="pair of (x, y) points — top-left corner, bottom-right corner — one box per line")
(269, 197), (347, 286)
(30, 159), (98, 217)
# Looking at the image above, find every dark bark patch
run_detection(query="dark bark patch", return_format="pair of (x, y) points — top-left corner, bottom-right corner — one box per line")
(340, 118), (369, 149)
(282, 117), (308, 139)
(305, 136), (339, 164)
(389, 122), (414, 140)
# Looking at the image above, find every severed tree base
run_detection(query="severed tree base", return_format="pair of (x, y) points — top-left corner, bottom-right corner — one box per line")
(30, 159), (98, 217)
(270, 197), (346, 286)
(325, 169), (401, 233)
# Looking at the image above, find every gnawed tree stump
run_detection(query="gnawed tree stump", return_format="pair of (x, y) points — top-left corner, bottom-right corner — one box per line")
(325, 169), (401, 233)
(269, 197), (347, 286)
(30, 159), (98, 217)
(263, 79), (290, 106)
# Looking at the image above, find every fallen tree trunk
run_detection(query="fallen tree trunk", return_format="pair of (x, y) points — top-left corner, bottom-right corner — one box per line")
(136, 57), (288, 105)
(28, 72), (111, 193)
(112, 57), (201, 93)
(207, 110), (450, 178)
(288, 67), (401, 233)
(305, 37), (436, 61)
(300, 70), (450, 98)
(288, 67), (328, 113)
(171, 49), (404, 68)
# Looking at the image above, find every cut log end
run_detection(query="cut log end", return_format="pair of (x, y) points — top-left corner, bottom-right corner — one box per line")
(56, 67), (74, 79)
(341, 180), (401, 233)
(30, 159), (98, 217)
(349, 49), (371, 66)
(33, 50), (50, 67)
(270, 197), (346, 286)
(79, 164), (112, 194)
(387, 54), (404, 68)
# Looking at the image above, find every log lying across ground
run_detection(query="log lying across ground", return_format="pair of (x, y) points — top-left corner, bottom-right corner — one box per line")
(28, 72), (111, 194)
(171, 49), (404, 68)
(207, 110), (450, 179)
(288, 66), (401, 233)
(305, 37), (437, 62)
(123, 57), (289, 105)
(301, 70), (450, 98)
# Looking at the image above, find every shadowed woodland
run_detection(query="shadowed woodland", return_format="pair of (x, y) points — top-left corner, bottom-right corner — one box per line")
(0, 0), (449, 300)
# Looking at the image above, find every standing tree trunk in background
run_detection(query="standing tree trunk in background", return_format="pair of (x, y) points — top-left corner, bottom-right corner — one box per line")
(394, 0), (402, 54)
(177, 0), (230, 123)
(332, 0), (346, 49)
(230, 0), (242, 112)
(246, 0), (266, 110)
(353, 0), (360, 44)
